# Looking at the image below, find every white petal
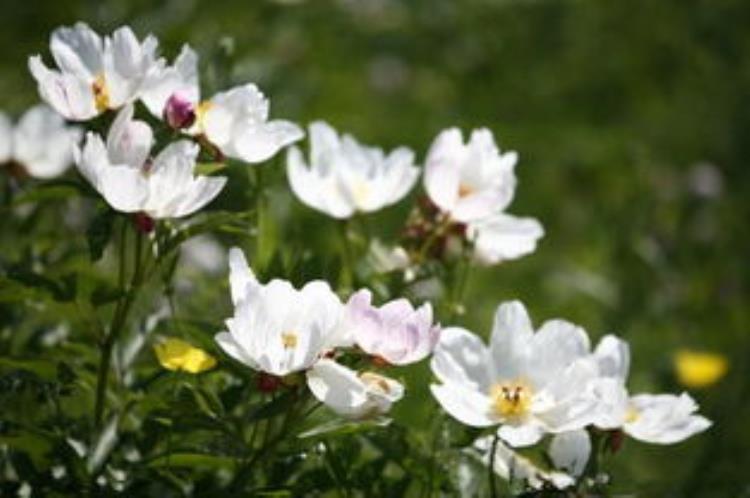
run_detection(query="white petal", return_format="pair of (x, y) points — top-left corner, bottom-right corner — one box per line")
(232, 120), (303, 164)
(215, 331), (261, 370)
(625, 393), (712, 444)
(423, 127), (461, 213)
(228, 247), (259, 306)
(28, 56), (97, 120)
(527, 319), (590, 388)
(497, 422), (544, 447)
(489, 300), (534, 380)
(12, 105), (81, 178)
(548, 430), (590, 477)
(467, 213), (544, 265)
(50, 22), (103, 80)
(431, 326), (492, 391)
(106, 104), (153, 168)
(594, 335), (630, 382)
(0, 112), (14, 163)
(306, 359), (369, 417)
(430, 383), (494, 428)
(141, 44), (200, 117)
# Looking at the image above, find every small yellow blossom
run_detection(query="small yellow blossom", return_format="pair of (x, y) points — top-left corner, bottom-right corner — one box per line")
(674, 349), (728, 388)
(154, 338), (217, 374)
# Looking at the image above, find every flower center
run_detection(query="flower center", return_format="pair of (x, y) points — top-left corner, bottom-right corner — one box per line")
(359, 372), (392, 395)
(490, 381), (532, 419)
(92, 73), (110, 112)
(281, 331), (298, 350)
(195, 101), (213, 131)
(625, 406), (640, 424)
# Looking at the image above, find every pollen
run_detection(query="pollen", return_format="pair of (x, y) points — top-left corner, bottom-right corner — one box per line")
(92, 73), (110, 112)
(281, 331), (298, 349)
(458, 183), (474, 198)
(490, 381), (532, 419)
(625, 406), (640, 424)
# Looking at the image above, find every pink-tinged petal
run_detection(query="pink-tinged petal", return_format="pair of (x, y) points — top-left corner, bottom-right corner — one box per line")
(29, 56), (98, 121)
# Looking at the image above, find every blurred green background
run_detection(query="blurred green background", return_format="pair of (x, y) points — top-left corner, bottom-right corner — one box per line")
(1, 0), (748, 496)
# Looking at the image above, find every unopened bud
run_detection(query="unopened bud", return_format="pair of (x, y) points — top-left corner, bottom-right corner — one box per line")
(256, 372), (283, 393)
(133, 212), (155, 234)
(163, 92), (196, 130)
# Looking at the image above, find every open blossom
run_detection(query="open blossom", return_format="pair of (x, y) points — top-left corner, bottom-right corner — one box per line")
(307, 359), (404, 418)
(28, 23), (161, 121)
(287, 121), (420, 218)
(215, 248), (344, 377)
(343, 289), (439, 365)
(424, 128), (517, 223)
(75, 104), (226, 218)
(431, 301), (598, 447)
(590, 335), (712, 444)
(466, 213), (544, 265)
(0, 105), (81, 178)
(140, 46), (302, 164)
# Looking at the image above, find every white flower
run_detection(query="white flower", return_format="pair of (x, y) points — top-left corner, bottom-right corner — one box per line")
(28, 23), (161, 120)
(140, 46), (303, 164)
(0, 106), (81, 178)
(548, 429), (591, 478)
(306, 358), (404, 418)
(474, 436), (575, 490)
(590, 335), (712, 444)
(343, 289), (440, 365)
(466, 213), (544, 265)
(430, 301), (598, 447)
(287, 121), (420, 218)
(215, 248), (344, 377)
(75, 104), (226, 218)
(424, 128), (517, 223)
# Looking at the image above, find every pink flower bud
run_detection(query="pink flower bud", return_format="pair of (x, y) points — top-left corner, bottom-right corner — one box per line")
(163, 92), (196, 130)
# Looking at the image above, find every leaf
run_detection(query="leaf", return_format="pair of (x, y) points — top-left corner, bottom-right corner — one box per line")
(86, 415), (119, 474)
(246, 391), (298, 423)
(298, 417), (392, 440)
(195, 162), (227, 176)
(86, 207), (116, 262)
(161, 210), (253, 255)
(147, 453), (235, 470)
(11, 179), (92, 206)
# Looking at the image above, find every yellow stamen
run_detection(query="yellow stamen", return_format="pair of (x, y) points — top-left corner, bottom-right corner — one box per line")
(92, 73), (110, 112)
(359, 372), (392, 394)
(195, 100), (213, 130)
(625, 406), (640, 424)
(490, 381), (532, 419)
(281, 331), (298, 350)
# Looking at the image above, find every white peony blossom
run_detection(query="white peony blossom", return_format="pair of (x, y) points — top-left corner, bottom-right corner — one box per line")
(423, 128), (517, 223)
(140, 46), (302, 164)
(0, 105), (81, 178)
(215, 248), (345, 377)
(306, 358), (404, 418)
(590, 335), (712, 444)
(28, 23), (161, 121)
(287, 121), (420, 218)
(74, 104), (226, 218)
(430, 300), (598, 447)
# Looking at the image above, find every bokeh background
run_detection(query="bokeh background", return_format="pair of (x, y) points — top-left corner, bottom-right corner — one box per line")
(1, 0), (748, 496)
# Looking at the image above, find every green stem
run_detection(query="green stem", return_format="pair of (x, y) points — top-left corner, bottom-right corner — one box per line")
(339, 219), (354, 291)
(416, 217), (452, 264)
(489, 433), (500, 498)
(93, 225), (147, 429)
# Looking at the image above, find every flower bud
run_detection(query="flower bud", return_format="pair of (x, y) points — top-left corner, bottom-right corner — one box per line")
(256, 372), (283, 393)
(163, 92), (196, 130)
(133, 212), (155, 234)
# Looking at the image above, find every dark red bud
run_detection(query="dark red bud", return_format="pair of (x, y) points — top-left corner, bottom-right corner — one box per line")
(133, 212), (155, 234)
(256, 372), (283, 393)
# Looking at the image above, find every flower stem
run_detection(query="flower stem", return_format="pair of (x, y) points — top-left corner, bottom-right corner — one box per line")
(339, 219), (354, 292)
(93, 222), (147, 429)
(488, 433), (500, 498)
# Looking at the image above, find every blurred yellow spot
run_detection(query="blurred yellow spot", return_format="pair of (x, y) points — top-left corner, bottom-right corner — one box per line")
(195, 101), (213, 130)
(625, 406), (640, 424)
(92, 73), (110, 112)
(490, 381), (532, 419)
(281, 331), (298, 350)
(674, 349), (728, 388)
(154, 338), (217, 374)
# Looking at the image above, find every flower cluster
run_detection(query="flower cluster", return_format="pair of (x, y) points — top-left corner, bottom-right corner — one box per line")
(10, 21), (715, 497)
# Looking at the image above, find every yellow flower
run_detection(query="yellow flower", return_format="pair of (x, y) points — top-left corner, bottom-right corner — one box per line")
(674, 349), (728, 388)
(154, 338), (217, 374)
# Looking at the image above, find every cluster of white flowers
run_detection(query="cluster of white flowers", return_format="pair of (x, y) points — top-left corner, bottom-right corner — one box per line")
(18, 22), (712, 494)
(432, 301), (711, 489)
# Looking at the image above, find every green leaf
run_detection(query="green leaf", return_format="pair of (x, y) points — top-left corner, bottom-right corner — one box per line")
(86, 207), (116, 262)
(246, 391), (298, 423)
(194, 162), (227, 176)
(147, 453), (235, 470)
(298, 417), (392, 440)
